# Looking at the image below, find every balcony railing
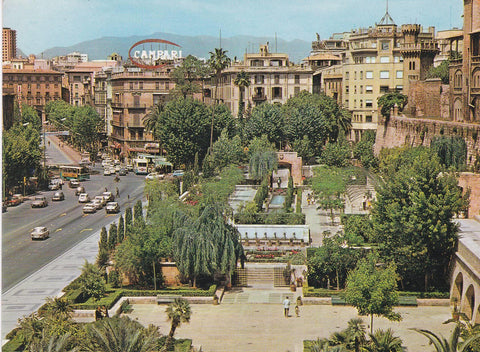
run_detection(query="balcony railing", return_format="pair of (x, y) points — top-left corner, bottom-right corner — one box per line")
(252, 94), (267, 101)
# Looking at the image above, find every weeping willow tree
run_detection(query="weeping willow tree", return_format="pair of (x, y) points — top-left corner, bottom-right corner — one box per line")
(173, 204), (244, 287)
(249, 150), (278, 181)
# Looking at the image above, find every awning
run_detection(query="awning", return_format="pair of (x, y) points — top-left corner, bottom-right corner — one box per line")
(155, 160), (173, 167)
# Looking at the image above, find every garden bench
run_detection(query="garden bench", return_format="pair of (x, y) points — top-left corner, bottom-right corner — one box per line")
(156, 295), (181, 304)
(331, 295), (346, 305)
(398, 296), (417, 306)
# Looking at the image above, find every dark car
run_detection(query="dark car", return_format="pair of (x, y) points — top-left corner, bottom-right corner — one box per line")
(69, 179), (80, 188)
(75, 186), (86, 196)
(118, 168), (127, 176)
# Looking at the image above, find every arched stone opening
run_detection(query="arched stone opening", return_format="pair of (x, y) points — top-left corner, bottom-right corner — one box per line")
(476, 305), (480, 324)
(464, 285), (475, 320)
(452, 272), (463, 303)
(273, 162), (292, 189)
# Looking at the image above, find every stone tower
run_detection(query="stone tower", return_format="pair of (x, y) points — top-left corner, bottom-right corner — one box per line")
(400, 24), (439, 95)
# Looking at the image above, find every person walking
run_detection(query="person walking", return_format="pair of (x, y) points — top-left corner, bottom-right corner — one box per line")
(283, 296), (291, 318)
(295, 304), (300, 317)
(115, 187), (119, 197)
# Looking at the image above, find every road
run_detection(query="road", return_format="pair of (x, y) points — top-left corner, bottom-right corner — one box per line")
(2, 168), (146, 292)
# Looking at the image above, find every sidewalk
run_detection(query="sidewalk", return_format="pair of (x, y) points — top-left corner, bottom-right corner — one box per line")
(46, 135), (83, 165)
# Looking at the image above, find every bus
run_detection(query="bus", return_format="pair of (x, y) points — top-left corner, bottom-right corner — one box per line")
(133, 158), (148, 175)
(60, 166), (90, 181)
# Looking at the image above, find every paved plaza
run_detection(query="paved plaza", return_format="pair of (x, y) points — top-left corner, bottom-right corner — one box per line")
(126, 291), (454, 352)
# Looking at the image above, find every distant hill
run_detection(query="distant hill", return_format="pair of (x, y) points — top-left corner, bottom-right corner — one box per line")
(35, 32), (313, 63)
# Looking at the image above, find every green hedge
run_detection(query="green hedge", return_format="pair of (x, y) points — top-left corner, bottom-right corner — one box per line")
(296, 188), (302, 213)
(2, 335), (24, 352)
(64, 287), (85, 303)
(72, 289), (124, 310)
(303, 286), (344, 297)
(122, 284), (216, 297)
(399, 291), (449, 299)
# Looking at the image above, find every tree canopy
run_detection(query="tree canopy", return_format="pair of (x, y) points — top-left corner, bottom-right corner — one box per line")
(377, 92), (407, 118)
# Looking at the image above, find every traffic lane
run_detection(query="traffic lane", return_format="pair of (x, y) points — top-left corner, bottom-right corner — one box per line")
(2, 174), (145, 291)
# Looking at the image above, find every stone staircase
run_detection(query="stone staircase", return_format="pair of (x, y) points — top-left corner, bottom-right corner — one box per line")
(247, 267), (275, 288)
(233, 265), (290, 288)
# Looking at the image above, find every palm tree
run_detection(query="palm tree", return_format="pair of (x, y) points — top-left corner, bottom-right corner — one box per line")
(413, 325), (480, 352)
(208, 48), (231, 153)
(143, 102), (164, 141)
(16, 312), (44, 347)
(82, 316), (160, 352)
(41, 296), (74, 320)
(163, 298), (192, 351)
(233, 71), (251, 119)
(363, 329), (403, 352)
(28, 332), (78, 352)
(346, 318), (366, 352)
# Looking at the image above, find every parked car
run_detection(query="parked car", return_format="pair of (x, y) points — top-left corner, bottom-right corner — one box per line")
(92, 199), (104, 210)
(7, 195), (22, 207)
(145, 172), (164, 180)
(115, 165), (121, 172)
(69, 179), (80, 188)
(78, 193), (90, 203)
(75, 186), (85, 196)
(12, 194), (24, 203)
(94, 195), (106, 206)
(105, 202), (120, 214)
(103, 168), (112, 176)
(52, 191), (65, 201)
(118, 168), (127, 176)
(172, 170), (184, 177)
(102, 191), (114, 202)
(126, 164), (133, 171)
(31, 196), (48, 208)
(82, 203), (97, 213)
(31, 226), (49, 240)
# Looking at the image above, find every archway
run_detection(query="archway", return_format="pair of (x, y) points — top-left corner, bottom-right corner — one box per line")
(464, 285), (475, 320)
(452, 272), (463, 304)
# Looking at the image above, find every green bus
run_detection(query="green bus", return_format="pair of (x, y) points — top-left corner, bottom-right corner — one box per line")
(60, 166), (90, 181)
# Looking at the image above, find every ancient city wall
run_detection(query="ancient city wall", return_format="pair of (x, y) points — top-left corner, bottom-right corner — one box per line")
(406, 79), (450, 119)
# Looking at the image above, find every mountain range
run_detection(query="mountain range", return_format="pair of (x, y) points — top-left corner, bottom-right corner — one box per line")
(32, 32), (313, 63)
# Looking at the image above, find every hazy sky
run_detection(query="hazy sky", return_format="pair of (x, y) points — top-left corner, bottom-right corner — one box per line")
(3, 0), (463, 55)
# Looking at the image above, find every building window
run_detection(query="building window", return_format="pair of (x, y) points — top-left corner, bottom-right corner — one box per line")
(380, 71), (390, 79)
(165, 82), (169, 90)
(409, 61), (416, 71)
(366, 71), (373, 79)
(155, 82), (159, 90)
(354, 72), (357, 80)
(75, 92), (79, 98)
(354, 99), (356, 108)
(274, 75), (280, 84)
(354, 86), (357, 94)
(360, 100), (363, 108)
(345, 86), (349, 93)
(294, 75), (300, 84)
(365, 99), (373, 108)
(395, 85), (403, 91)
(345, 72), (349, 80)
(139, 82), (143, 89)
(272, 87), (282, 99)
(294, 87), (300, 95)
(394, 56), (400, 63)
(75, 84), (78, 89)
(380, 85), (389, 93)
(36, 83), (40, 89)
(251, 60), (263, 67)
(380, 56), (390, 63)
(454, 71), (462, 88)
(255, 75), (264, 84)
(360, 71), (363, 79)
(366, 115), (373, 123)
(130, 82), (134, 89)
(396, 70), (403, 79)
(366, 85), (373, 93)
(381, 41), (390, 50)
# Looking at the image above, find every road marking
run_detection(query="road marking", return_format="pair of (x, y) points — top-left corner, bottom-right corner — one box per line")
(55, 228), (62, 232)
(60, 213), (66, 217)
(105, 214), (114, 217)
(82, 214), (88, 218)
(80, 228), (92, 233)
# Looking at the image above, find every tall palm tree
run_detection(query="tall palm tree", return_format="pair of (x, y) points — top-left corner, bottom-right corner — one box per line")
(28, 332), (78, 352)
(346, 318), (366, 352)
(82, 316), (160, 352)
(233, 71), (251, 119)
(208, 48), (231, 153)
(143, 103), (164, 141)
(413, 325), (480, 352)
(163, 298), (192, 351)
(363, 329), (403, 352)
(17, 312), (44, 347)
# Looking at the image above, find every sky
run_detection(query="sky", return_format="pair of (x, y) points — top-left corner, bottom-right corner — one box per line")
(3, 0), (464, 55)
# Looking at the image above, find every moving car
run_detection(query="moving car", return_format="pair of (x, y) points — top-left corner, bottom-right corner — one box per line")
(12, 194), (24, 203)
(75, 186), (85, 196)
(83, 203), (97, 213)
(31, 226), (49, 240)
(118, 168), (127, 176)
(92, 199), (104, 210)
(52, 191), (65, 201)
(172, 170), (184, 177)
(102, 191), (114, 202)
(103, 168), (111, 176)
(126, 164), (133, 171)
(94, 195), (106, 206)
(69, 179), (80, 188)
(31, 196), (48, 208)
(7, 195), (22, 207)
(48, 183), (60, 190)
(105, 202), (120, 214)
(145, 172), (164, 180)
(78, 193), (90, 203)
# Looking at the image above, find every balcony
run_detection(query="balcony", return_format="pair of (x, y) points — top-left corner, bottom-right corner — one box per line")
(126, 103), (147, 109)
(110, 120), (124, 127)
(252, 94), (267, 102)
(127, 117), (144, 128)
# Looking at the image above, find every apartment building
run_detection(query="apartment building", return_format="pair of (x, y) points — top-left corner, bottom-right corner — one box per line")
(205, 44), (313, 116)
(108, 65), (175, 157)
(2, 68), (63, 117)
(449, 0), (480, 123)
(3, 28), (17, 62)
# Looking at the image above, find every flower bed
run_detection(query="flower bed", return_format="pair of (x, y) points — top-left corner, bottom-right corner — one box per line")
(246, 249), (305, 264)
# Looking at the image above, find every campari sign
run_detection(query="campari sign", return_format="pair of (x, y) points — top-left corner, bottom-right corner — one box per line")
(128, 39), (182, 69)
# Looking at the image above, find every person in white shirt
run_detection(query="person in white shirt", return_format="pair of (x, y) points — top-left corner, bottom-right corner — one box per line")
(283, 296), (291, 317)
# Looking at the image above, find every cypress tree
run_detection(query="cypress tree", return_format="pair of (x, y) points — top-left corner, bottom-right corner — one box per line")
(108, 223), (117, 251)
(99, 226), (108, 251)
(117, 215), (125, 243)
(134, 200), (143, 222)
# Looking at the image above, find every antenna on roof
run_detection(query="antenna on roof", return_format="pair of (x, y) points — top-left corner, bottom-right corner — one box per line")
(378, 0), (395, 25)
(219, 28), (222, 48)
(275, 32), (277, 53)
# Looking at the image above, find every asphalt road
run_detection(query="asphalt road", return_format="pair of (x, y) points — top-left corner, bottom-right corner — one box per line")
(2, 168), (146, 292)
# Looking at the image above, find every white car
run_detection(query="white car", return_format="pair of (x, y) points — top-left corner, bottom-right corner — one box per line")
(78, 193), (90, 203)
(102, 192), (114, 202)
(105, 202), (120, 214)
(145, 172), (164, 180)
(94, 195), (106, 206)
(92, 199), (104, 210)
(83, 203), (97, 213)
(31, 226), (49, 240)
(103, 168), (111, 176)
